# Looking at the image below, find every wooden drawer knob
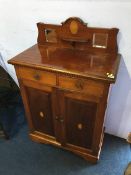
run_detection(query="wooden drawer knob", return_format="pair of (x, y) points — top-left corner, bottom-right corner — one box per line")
(33, 74), (41, 80)
(75, 80), (84, 90)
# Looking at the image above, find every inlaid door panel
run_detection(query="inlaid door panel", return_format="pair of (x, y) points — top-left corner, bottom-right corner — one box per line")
(26, 87), (55, 137)
(62, 92), (97, 149)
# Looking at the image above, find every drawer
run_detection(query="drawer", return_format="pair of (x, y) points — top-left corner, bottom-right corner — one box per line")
(59, 75), (104, 97)
(17, 66), (56, 86)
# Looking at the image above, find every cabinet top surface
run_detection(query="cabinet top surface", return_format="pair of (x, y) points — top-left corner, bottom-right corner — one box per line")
(8, 44), (120, 83)
(8, 17), (121, 83)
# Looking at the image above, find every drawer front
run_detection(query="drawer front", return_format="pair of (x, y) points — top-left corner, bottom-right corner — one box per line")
(17, 67), (56, 86)
(59, 75), (104, 97)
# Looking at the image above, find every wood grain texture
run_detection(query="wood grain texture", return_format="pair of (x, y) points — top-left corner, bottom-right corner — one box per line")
(59, 75), (104, 97)
(8, 45), (120, 83)
(26, 87), (55, 136)
(8, 17), (121, 163)
(64, 97), (97, 149)
(17, 66), (56, 86)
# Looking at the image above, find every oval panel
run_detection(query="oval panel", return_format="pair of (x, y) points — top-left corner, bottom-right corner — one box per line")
(70, 20), (78, 34)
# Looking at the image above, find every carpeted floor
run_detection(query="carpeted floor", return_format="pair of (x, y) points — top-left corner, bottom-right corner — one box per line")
(0, 125), (130, 175)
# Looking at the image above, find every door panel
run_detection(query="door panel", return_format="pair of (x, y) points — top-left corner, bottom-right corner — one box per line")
(26, 87), (55, 137)
(64, 95), (97, 149)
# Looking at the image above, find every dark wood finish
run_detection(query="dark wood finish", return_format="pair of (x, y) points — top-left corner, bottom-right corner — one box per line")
(8, 17), (121, 163)
(64, 94), (97, 149)
(26, 87), (55, 136)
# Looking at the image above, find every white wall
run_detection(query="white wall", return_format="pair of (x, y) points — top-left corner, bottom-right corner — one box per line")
(0, 0), (131, 139)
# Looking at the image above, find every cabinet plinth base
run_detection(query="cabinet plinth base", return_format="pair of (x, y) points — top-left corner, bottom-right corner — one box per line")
(30, 132), (99, 163)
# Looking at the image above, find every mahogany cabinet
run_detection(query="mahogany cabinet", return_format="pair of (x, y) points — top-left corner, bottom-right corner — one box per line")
(8, 17), (120, 163)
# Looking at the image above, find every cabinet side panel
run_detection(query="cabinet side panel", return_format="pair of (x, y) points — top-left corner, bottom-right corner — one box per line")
(92, 84), (110, 156)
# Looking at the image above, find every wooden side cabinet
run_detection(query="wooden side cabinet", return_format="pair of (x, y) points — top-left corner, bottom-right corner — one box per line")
(8, 17), (121, 163)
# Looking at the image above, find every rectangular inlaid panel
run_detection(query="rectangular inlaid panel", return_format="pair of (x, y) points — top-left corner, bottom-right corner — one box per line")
(26, 86), (55, 136)
(65, 97), (97, 149)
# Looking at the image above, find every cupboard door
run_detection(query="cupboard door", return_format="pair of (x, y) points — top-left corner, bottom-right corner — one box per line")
(61, 92), (97, 149)
(26, 87), (55, 137)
